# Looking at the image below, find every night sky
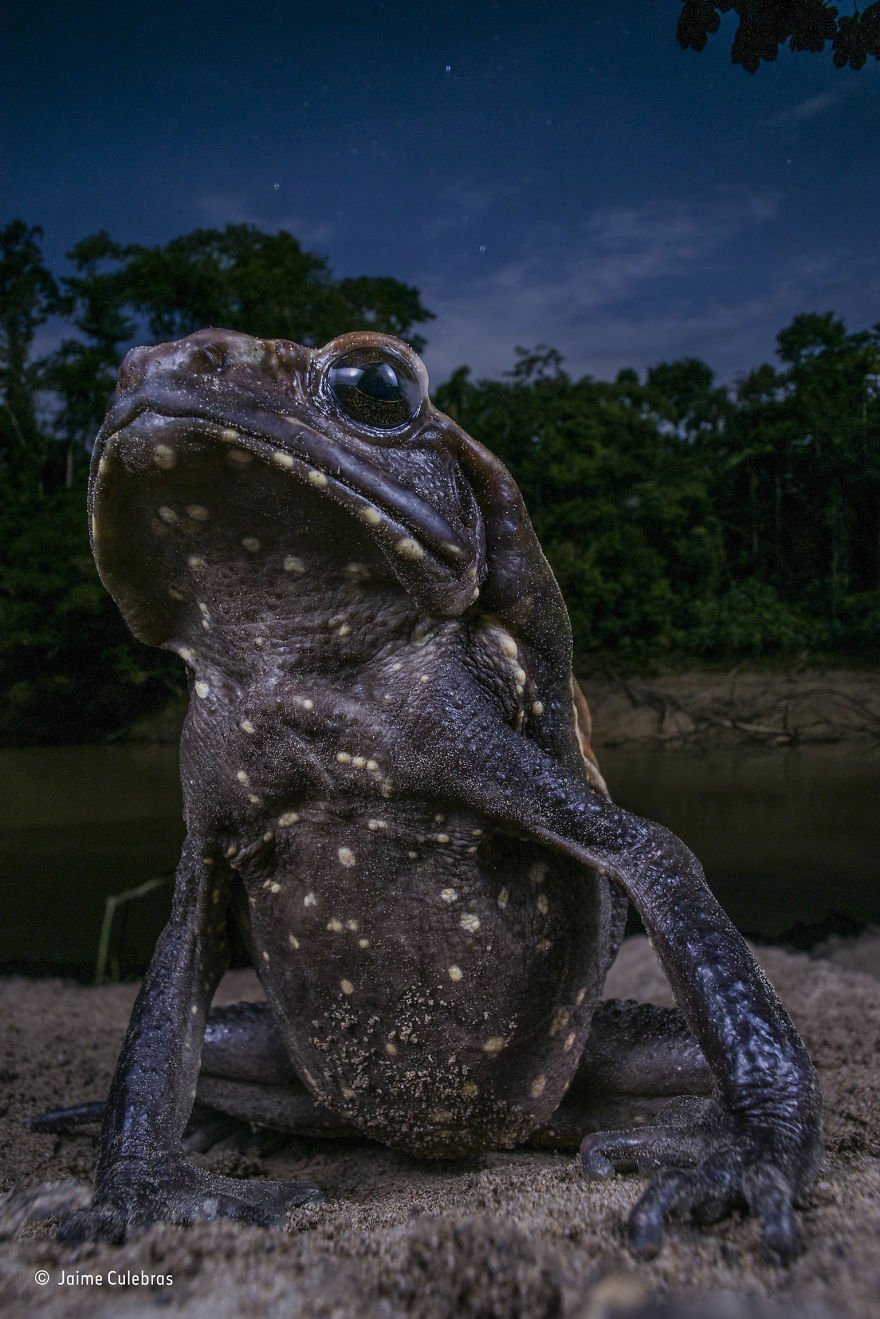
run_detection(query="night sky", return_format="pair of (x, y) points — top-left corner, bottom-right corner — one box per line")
(4, 0), (878, 387)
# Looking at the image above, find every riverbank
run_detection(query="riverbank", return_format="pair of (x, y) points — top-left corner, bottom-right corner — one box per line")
(121, 667), (880, 750)
(1, 936), (878, 1318)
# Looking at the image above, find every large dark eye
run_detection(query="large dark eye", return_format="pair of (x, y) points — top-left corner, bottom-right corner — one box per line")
(328, 349), (422, 430)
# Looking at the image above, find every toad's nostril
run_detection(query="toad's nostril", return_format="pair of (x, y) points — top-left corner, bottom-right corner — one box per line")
(116, 345), (152, 396)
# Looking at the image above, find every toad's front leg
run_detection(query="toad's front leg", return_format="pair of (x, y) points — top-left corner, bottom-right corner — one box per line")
(404, 690), (822, 1261)
(58, 840), (321, 1244)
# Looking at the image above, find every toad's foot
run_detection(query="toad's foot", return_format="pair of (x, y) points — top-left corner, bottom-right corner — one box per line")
(56, 1158), (322, 1244)
(580, 1096), (819, 1263)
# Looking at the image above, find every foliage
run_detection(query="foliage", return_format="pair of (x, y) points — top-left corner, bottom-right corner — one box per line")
(677, 1), (880, 71)
(1, 218), (878, 743)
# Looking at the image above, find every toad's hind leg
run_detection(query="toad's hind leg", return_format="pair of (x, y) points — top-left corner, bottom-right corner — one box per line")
(197, 1001), (361, 1139)
(531, 999), (712, 1149)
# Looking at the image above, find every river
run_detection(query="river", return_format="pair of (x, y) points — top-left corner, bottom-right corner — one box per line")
(1, 742), (877, 979)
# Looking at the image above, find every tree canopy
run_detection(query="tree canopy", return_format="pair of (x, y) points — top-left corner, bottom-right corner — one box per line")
(1, 217), (878, 743)
(677, 1), (880, 71)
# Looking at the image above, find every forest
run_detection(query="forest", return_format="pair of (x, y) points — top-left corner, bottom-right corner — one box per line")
(1, 218), (878, 743)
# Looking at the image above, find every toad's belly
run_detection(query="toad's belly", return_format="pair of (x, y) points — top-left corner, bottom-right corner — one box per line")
(237, 810), (615, 1156)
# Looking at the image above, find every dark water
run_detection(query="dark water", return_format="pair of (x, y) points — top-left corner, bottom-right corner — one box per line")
(1, 743), (877, 979)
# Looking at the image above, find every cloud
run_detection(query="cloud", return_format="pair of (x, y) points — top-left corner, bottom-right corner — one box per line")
(195, 192), (337, 248)
(417, 189), (787, 383)
(765, 92), (839, 127)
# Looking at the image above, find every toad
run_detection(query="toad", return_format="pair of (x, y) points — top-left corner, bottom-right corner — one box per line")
(60, 329), (821, 1256)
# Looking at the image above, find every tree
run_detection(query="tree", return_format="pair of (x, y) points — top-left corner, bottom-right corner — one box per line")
(119, 225), (433, 350)
(677, 1), (880, 71)
(0, 221), (57, 471)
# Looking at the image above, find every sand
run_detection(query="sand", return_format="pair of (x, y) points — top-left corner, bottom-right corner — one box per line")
(1, 936), (878, 1319)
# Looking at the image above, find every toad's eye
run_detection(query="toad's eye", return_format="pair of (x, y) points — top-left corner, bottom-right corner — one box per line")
(328, 349), (422, 430)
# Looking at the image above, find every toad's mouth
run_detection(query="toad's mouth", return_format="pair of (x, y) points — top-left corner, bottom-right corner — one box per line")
(89, 406), (485, 644)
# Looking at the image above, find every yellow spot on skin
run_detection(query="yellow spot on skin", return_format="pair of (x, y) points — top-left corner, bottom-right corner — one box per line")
(483, 1037), (507, 1056)
(241, 719), (255, 733)
(340, 978), (354, 995)
(433, 814), (445, 824)
(472, 829), (483, 838)
(537, 939), (553, 953)
(345, 561), (370, 577)
(341, 1086), (356, 1101)
(448, 965), (463, 982)
(262, 950), (270, 962)
(187, 555), (206, 569)
(327, 917), (344, 932)
(225, 845), (238, 858)
(154, 444), (176, 469)
(407, 850), (418, 860)
(358, 937), (370, 948)
(337, 846), (356, 867)
(220, 428), (239, 443)
(284, 555), (306, 574)
(288, 933), (300, 950)
(248, 793), (263, 805)
(337, 751), (352, 764)
(302, 699), (315, 711)
(346, 919), (359, 931)
(304, 892), (317, 907)
(385, 1041), (398, 1056)
(576, 988), (588, 1006)
(242, 537), (260, 552)
(339, 623), (352, 638)
(550, 1007), (570, 1036)
(359, 506), (382, 526)
(440, 888), (458, 904)
(367, 819), (387, 831)
(532, 701), (545, 716)
(302, 1069), (317, 1089)
(263, 831), (273, 842)
(179, 647), (194, 662)
(537, 894), (549, 915)
(168, 587), (185, 601)
(187, 504), (210, 521)
(431, 1109), (452, 1124)
(395, 536), (425, 561)
(366, 759), (379, 771)
(460, 913), (480, 934)
(436, 833), (450, 844)
(307, 469), (328, 487)
(198, 601), (210, 616)
(227, 448), (253, 466)
(278, 811), (300, 827)
(272, 450), (295, 469)
(530, 1075), (547, 1098)
(195, 681), (210, 699)
(191, 1004), (198, 1015)
(498, 632), (518, 658)
(530, 862), (548, 884)
(418, 674), (430, 684)
(514, 666), (527, 685)
(564, 1032), (577, 1052)
(236, 770), (250, 785)
(497, 887), (509, 909)
(158, 505), (178, 524)
(352, 754), (365, 767)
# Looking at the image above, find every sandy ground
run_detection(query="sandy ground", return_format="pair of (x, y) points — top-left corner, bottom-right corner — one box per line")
(1, 937), (878, 1319)
(583, 668), (880, 749)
